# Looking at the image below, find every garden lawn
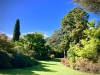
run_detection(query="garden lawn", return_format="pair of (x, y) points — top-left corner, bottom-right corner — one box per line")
(0, 58), (99, 75)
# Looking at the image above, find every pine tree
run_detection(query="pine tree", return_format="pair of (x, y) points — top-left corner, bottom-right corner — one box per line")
(61, 7), (89, 44)
(13, 19), (20, 42)
(73, 0), (100, 14)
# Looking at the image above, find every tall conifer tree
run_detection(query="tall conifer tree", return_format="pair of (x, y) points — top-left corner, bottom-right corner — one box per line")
(13, 19), (20, 42)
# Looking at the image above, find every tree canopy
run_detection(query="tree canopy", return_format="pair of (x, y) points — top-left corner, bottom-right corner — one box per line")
(73, 0), (100, 14)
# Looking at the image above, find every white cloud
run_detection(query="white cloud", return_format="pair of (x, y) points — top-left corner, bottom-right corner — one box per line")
(0, 31), (49, 39)
(0, 31), (12, 39)
(6, 34), (13, 39)
(22, 32), (49, 39)
(22, 32), (34, 36)
(44, 34), (49, 39)
(0, 31), (4, 34)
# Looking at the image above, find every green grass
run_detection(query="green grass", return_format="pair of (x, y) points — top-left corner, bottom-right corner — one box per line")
(0, 58), (99, 75)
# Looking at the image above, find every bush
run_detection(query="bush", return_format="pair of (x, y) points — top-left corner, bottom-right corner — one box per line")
(61, 58), (70, 67)
(0, 50), (12, 69)
(30, 58), (38, 65)
(61, 58), (100, 74)
(23, 55), (38, 66)
(14, 46), (25, 54)
(11, 53), (38, 68)
(97, 56), (100, 64)
(50, 51), (64, 58)
(11, 53), (28, 68)
(73, 59), (100, 74)
(50, 54), (55, 59)
(39, 53), (50, 60)
(31, 51), (50, 60)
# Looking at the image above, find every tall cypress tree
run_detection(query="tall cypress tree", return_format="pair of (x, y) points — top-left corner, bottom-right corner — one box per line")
(13, 19), (20, 42)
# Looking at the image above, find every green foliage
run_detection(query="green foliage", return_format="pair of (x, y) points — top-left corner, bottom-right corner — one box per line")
(14, 32), (51, 60)
(61, 7), (89, 45)
(46, 30), (70, 58)
(59, 7), (89, 59)
(60, 7), (100, 63)
(1, 59), (99, 75)
(61, 7), (89, 32)
(73, 0), (100, 14)
(13, 19), (20, 42)
(50, 54), (55, 59)
(11, 53), (28, 68)
(0, 50), (38, 69)
(46, 30), (62, 48)
(96, 21), (100, 29)
(0, 50), (12, 69)
(67, 21), (100, 62)
(0, 32), (39, 69)
(0, 33), (14, 51)
(11, 53), (38, 68)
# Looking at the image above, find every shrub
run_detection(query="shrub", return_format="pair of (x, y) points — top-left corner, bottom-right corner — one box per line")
(61, 57), (100, 74)
(30, 58), (38, 65)
(73, 59), (100, 74)
(97, 56), (100, 64)
(50, 54), (55, 59)
(14, 46), (25, 54)
(39, 53), (50, 60)
(11, 53), (28, 68)
(23, 55), (38, 66)
(61, 58), (70, 67)
(11, 53), (38, 68)
(0, 50), (12, 69)
(31, 51), (50, 60)
(0, 33), (14, 51)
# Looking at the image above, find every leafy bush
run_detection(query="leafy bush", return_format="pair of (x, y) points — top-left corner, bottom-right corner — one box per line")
(0, 33), (14, 51)
(97, 57), (100, 64)
(11, 53), (38, 68)
(50, 50), (64, 58)
(22, 55), (38, 66)
(61, 58), (100, 74)
(0, 50), (12, 69)
(30, 51), (50, 60)
(11, 53), (28, 68)
(38, 53), (50, 60)
(50, 54), (55, 59)
(14, 46), (25, 54)
(73, 59), (100, 74)
(61, 58), (70, 67)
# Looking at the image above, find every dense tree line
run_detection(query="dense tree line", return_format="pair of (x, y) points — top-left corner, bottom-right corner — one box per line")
(46, 7), (100, 63)
(1, 2), (100, 73)
(0, 19), (51, 69)
(46, 7), (100, 73)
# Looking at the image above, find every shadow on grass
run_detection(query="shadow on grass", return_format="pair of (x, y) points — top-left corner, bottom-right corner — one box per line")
(0, 67), (39, 75)
(23, 62), (57, 72)
(0, 59), (58, 75)
(46, 58), (61, 62)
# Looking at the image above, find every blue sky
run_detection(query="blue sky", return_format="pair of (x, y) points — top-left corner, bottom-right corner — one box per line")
(0, 0), (99, 38)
